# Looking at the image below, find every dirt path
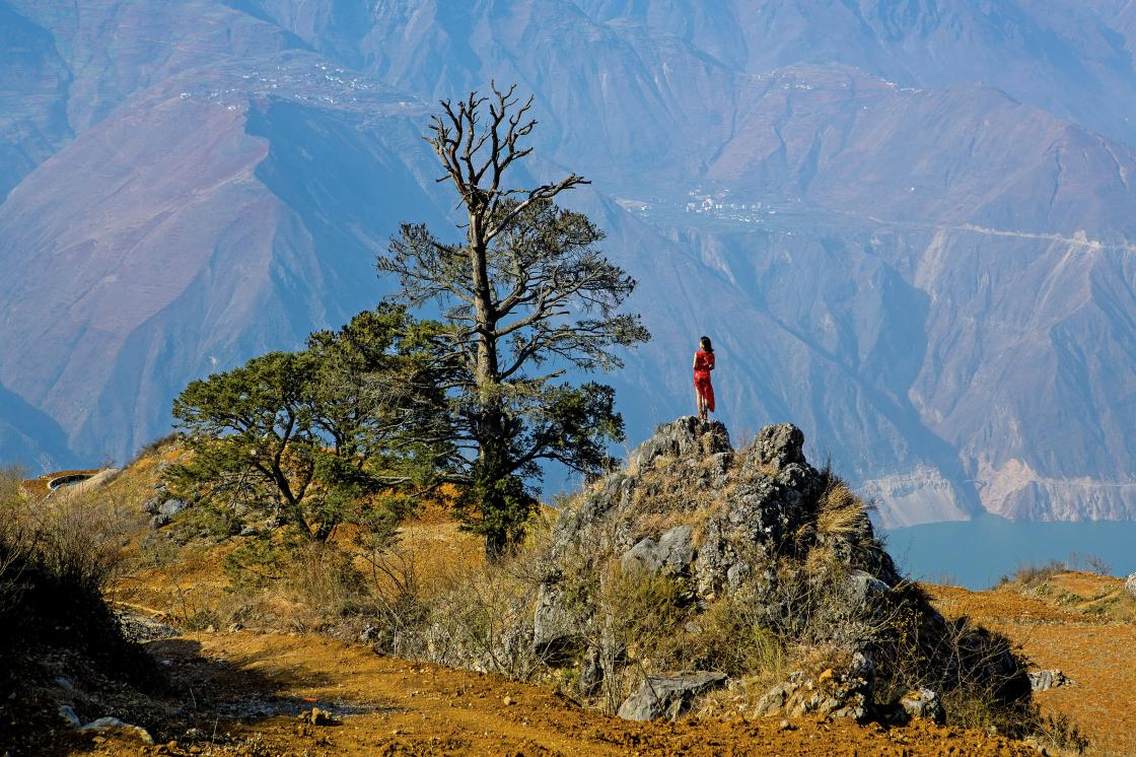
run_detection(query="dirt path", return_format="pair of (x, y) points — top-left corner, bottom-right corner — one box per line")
(77, 630), (1033, 756)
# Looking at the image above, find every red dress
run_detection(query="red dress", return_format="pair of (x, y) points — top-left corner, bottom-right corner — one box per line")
(693, 349), (715, 412)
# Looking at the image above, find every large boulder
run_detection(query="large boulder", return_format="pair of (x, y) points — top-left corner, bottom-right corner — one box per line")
(754, 423), (807, 469)
(617, 671), (727, 721)
(620, 525), (694, 576)
(148, 497), (187, 529)
(157, 498), (186, 516)
(1126, 572), (1136, 599)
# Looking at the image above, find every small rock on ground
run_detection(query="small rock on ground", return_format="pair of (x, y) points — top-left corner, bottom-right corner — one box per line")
(1028, 669), (1071, 691)
(77, 717), (154, 744)
(899, 688), (946, 724)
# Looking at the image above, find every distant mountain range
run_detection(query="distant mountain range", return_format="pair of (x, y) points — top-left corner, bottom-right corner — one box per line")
(2, 0), (1135, 526)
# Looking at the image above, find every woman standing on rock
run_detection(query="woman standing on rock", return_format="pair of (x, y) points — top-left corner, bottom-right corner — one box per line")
(693, 336), (716, 421)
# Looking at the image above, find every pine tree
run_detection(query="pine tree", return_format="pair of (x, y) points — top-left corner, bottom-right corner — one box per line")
(379, 84), (650, 557)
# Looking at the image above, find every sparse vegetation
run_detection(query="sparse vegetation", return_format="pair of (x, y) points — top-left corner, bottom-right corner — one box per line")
(5, 420), (1116, 754)
(0, 467), (151, 674)
(997, 553), (1114, 591)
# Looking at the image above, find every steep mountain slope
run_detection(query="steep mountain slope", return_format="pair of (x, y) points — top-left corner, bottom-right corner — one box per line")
(0, 1), (71, 199)
(632, 66), (1136, 522)
(248, 0), (1136, 173)
(0, 48), (446, 461)
(0, 383), (75, 471)
(0, 0), (1134, 526)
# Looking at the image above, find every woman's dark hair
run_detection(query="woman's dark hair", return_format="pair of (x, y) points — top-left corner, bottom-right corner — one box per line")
(700, 335), (713, 352)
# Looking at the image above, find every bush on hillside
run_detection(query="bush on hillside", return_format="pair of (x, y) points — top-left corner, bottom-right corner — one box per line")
(0, 467), (161, 724)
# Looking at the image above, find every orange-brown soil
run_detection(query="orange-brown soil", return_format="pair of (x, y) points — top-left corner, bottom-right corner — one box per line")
(76, 630), (1033, 757)
(930, 574), (1136, 756)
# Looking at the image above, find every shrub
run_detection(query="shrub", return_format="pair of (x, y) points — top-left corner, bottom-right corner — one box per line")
(414, 559), (542, 678)
(0, 468), (160, 690)
(996, 560), (1068, 590)
(691, 592), (785, 678)
(286, 542), (368, 617)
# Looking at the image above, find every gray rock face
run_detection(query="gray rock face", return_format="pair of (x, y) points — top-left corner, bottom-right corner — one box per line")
(620, 525), (694, 575)
(617, 671), (727, 721)
(147, 497), (187, 528)
(532, 582), (582, 660)
(158, 498), (186, 517)
(844, 571), (892, 607)
(1126, 572), (1136, 599)
(544, 418), (846, 607)
(628, 417), (731, 474)
(754, 424), (806, 469)
(147, 495), (187, 525)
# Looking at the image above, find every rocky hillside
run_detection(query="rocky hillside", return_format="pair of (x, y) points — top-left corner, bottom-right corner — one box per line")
(2, 0), (1136, 526)
(5, 420), (1110, 755)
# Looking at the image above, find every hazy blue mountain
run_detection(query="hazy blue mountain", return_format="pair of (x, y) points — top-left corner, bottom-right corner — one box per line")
(0, 383), (75, 472)
(1, 0), (1134, 527)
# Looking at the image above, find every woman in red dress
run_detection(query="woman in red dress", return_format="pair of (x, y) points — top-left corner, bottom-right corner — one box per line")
(693, 335), (716, 421)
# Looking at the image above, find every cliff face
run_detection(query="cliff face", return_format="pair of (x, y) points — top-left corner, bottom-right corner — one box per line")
(1, 0), (1135, 524)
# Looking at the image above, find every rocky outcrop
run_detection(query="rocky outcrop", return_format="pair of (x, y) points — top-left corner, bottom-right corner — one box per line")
(529, 417), (1030, 723)
(537, 418), (901, 660)
(144, 494), (188, 529)
(115, 610), (179, 643)
(898, 688), (946, 724)
(532, 583), (583, 662)
(1126, 572), (1136, 599)
(620, 525), (694, 576)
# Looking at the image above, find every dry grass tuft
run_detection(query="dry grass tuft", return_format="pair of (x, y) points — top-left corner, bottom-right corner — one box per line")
(816, 479), (866, 539)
